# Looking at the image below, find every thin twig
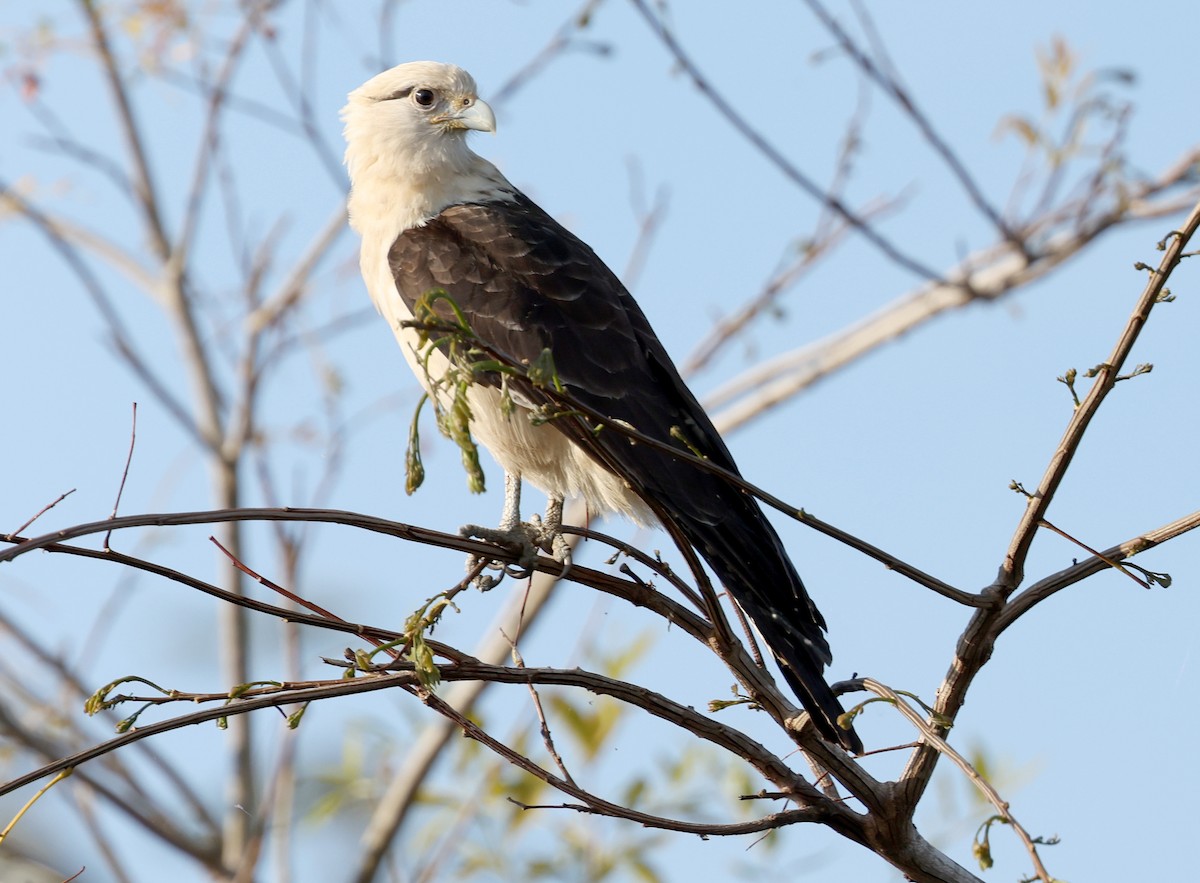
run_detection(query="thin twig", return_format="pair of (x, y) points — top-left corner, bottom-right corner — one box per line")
(997, 509), (1200, 632)
(802, 0), (1019, 246)
(1037, 518), (1151, 589)
(899, 199), (1200, 816)
(103, 402), (137, 551)
(703, 150), (1200, 435)
(627, 0), (942, 283)
(504, 635), (577, 788)
(861, 679), (1054, 883)
(8, 488), (75, 538)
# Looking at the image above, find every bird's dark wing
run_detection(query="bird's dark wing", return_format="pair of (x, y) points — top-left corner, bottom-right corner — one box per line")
(388, 194), (860, 753)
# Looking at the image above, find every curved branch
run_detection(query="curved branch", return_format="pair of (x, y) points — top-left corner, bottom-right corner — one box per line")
(996, 508), (1200, 632)
(863, 679), (1053, 883)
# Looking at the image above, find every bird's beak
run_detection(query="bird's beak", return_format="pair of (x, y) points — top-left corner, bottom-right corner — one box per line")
(439, 97), (496, 133)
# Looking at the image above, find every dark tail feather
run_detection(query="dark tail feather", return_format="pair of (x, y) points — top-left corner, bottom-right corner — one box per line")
(770, 629), (863, 755)
(676, 509), (863, 755)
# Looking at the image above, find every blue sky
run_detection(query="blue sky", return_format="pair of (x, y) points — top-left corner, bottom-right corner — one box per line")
(1, 1), (1197, 881)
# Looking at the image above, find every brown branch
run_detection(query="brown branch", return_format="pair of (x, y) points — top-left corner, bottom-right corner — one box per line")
(861, 679), (1054, 883)
(1, 662), (867, 841)
(0, 677), (409, 799)
(0, 177), (201, 443)
(419, 683), (865, 842)
(996, 509), (1200, 633)
(0, 509), (723, 668)
(9, 488), (76, 538)
(1002, 199), (1200, 590)
(896, 198), (1200, 817)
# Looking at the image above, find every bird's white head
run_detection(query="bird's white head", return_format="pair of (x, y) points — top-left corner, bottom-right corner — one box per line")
(343, 61), (505, 231)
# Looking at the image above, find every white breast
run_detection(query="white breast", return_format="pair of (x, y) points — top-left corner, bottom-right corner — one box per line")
(361, 236), (655, 525)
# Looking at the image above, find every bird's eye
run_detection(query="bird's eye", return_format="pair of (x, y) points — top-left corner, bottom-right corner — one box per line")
(413, 88), (436, 108)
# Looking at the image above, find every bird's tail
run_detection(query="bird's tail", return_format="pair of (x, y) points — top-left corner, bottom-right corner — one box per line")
(676, 508), (863, 755)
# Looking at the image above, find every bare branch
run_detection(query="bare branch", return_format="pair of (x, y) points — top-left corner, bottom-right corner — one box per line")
(997, 508), (1200, 632)
(862, 679), (1054, 883)
(627, 0), (943, 283)
(801, 0), (1018, 246)
(1002, 199), (1200, 589)
(705, 153), (1200, 433)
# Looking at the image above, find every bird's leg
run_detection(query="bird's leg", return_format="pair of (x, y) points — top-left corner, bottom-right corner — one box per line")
(461, 471), (539, 588)
(460, 476), (572, 588)
(497, 470), (522, 533)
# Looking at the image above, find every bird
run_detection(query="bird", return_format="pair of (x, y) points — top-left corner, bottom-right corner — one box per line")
(342, 61), (862, 754)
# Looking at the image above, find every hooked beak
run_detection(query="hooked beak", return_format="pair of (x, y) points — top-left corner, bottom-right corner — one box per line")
(438, 97), (496, 133)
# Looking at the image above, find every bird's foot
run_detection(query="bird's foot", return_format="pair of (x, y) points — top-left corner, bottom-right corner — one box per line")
(527, 513), (573, 576)
(460, 517), (571, 590)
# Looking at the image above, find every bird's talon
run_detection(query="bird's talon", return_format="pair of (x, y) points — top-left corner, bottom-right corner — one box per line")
(549, 533), (573, 578)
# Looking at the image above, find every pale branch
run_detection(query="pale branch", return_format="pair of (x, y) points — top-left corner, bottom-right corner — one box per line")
(250, 12), (347, 186)
(0, 677), (412, 799)
(75, 0), (229, 461)
(682, 193), (898, 378)
(861, 679), (1054, 883)
(704, 153), (1200, 435)
(172, 15), (257, 275)
(71, 793), (135, 883)
(243, 204), (349, 334)
(351, 525), (584, 883)
(0, 198), (157, 293)
(76, 0), (171, 262)
(1002, 197), (1200, 590)
(677, 67), (888, 378)
(996, 508), (1200, 632)
(153, 66), (306, 134)
(0, 701), (223, 869)
(23, 96), (136, 197)
(627, 0), (943, 283)
(490, 0), (610, 108)
(0, 605), (219, 840)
